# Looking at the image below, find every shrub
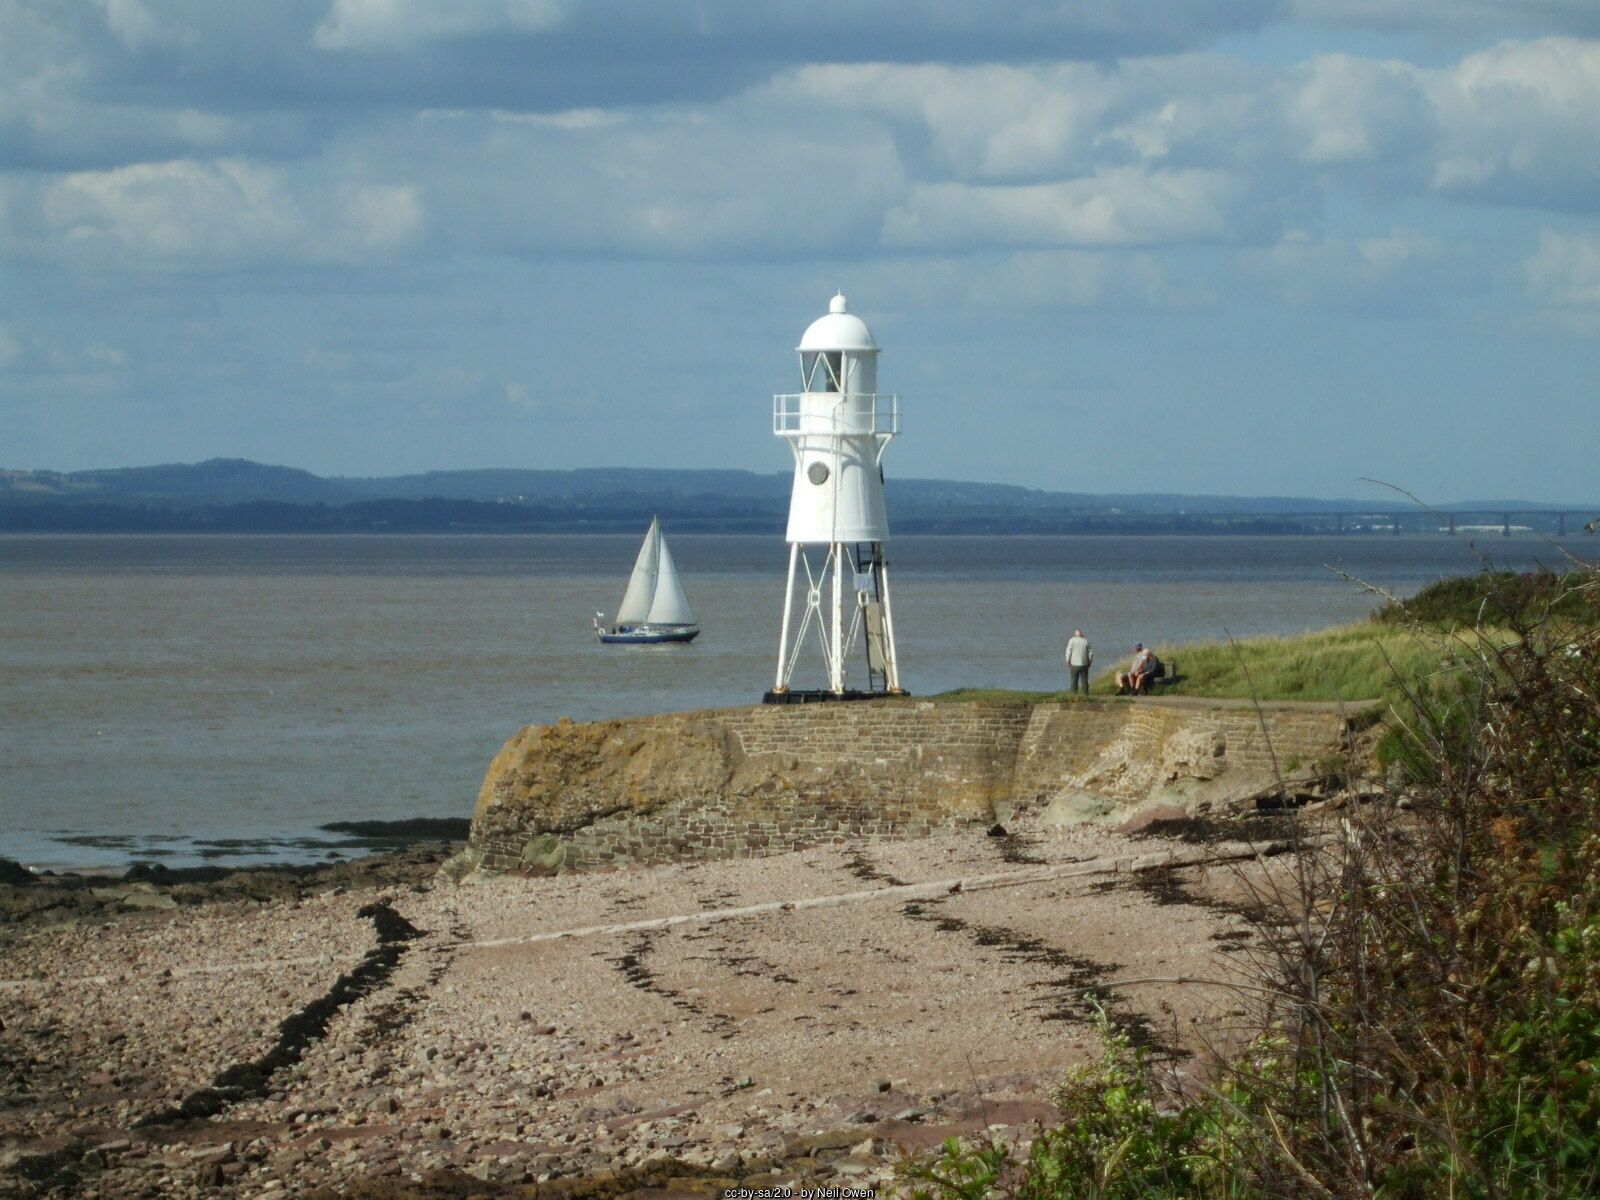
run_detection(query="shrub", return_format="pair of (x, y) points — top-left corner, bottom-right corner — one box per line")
(1372, 567), (1600, 628)
(898, 1004), (1248, 1200)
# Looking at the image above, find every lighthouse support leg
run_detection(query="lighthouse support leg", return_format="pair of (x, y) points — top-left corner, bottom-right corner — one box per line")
(830, 541), (845, 692)
(773, 542), (800, 693)
(876, 548), (902, 693)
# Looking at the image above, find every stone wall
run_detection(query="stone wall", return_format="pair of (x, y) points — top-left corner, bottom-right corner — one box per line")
(452, 697), (1360, 879)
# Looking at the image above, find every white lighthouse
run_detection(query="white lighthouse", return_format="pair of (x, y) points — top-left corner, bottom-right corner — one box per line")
(765, 293), (904, 701)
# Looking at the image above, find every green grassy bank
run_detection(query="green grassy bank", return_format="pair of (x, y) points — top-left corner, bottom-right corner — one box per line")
(939, 621), (1445, 706)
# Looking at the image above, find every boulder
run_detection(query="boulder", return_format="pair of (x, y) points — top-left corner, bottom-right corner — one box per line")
(1037, 790), (1121, 827)
(0, 858), (36, 886)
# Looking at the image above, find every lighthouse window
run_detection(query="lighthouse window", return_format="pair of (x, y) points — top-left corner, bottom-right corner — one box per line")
(803, 350), (842, 392)
(807, 461), (830, 485)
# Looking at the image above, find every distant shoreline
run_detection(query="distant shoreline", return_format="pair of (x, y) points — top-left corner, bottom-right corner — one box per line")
(2, 508), (1593, 536)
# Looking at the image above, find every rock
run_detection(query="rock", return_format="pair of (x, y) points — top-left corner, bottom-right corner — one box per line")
(1158, 729), (1228, 782)
(1144, 778), (1207, 812)
(1189, 769), (1283, 814)
(849, 1138), (878, 1161)
(1, 1140), (87, 1182)
(519, 834), (569, 876)
(0, 857), (35, 886)
(436, 846), (484, 884)
(193, 1161), (224, 1187)
(1116, 804), (1189, 834)
(1038, 790), (1120, 827)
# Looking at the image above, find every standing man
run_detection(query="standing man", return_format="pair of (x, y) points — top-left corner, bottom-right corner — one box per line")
(1065, 629), (1093, 694)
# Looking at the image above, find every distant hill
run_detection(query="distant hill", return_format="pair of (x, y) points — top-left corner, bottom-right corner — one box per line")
(2, 459), (1594, 535)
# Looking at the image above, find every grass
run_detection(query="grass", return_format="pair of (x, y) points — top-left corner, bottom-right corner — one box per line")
(935, 622), (1458, 706)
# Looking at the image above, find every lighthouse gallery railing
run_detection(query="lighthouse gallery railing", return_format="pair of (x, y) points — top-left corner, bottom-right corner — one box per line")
(772, 393), (901, 438)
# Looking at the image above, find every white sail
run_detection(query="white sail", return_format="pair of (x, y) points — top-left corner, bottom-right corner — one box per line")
(614, 517), (661, 625)
(644, 534), (696, 625)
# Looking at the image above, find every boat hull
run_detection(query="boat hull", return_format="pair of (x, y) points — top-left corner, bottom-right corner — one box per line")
(597, 625), (700, 645)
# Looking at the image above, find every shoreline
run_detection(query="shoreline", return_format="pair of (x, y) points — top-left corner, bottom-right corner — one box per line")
(0, 842), (461, 926)
(0, 818), (473, 880)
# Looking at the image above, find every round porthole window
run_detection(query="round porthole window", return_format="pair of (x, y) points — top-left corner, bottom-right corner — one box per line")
(807, 461), (830, 485)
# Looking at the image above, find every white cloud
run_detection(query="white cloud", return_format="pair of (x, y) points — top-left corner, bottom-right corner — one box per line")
(777, 62), (1117, 182)
(84, 341), (128, 366)
(1287, 54), (1433, 165)
(505, 381), (539, 412)
(93, 0), (197, 52)
(411, 105), (905, 257)
(340, 184), (424, 252)
(1525, 229), (1600, 306)
(43, 159), (304, 264)
(6, 10), (1599, 283)
(884, 169), (1245, 249)
(16, 158), (422, 268)
(313, 0), (567, 52)
(0, 323), (131, 373)
(853, 250), (1216, 313)
(1249, 228), (1457, 309)
(1425, 38), (1600, 204)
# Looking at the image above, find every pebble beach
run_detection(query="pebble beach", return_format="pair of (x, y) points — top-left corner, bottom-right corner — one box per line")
(0, 820), (1294, 1198)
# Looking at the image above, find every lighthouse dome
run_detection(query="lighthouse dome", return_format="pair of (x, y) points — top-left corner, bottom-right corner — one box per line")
(797, 293), (878, 353)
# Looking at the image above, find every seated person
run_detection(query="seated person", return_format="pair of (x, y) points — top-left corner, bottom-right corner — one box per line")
(1115, 644), (1151, 694)
(1133, 651), (1164, 693)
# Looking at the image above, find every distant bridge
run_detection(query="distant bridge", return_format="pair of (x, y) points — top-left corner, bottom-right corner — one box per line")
(1230, 510), (1595, 537)
(892, 509), (1600, 537)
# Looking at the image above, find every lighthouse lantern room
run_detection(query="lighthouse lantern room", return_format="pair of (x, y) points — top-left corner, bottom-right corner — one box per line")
(765, 293), (904, 702)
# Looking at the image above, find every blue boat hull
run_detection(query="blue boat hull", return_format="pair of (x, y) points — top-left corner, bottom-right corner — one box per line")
(597, 625), (700, 645)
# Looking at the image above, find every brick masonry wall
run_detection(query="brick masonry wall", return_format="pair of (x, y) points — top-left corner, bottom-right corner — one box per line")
(457, 698), (1354, 878)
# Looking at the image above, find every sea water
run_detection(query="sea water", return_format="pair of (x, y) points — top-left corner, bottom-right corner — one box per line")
(1, 532), (1588, 871)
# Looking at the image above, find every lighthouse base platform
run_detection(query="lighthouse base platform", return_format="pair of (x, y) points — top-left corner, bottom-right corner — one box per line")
(762, 689), (909, 705)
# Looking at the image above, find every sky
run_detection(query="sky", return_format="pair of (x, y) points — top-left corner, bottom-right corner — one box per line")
(3, 2), (1599, 504)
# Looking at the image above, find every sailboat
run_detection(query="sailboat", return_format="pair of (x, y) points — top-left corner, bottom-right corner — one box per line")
(593, 517), (700, 644)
